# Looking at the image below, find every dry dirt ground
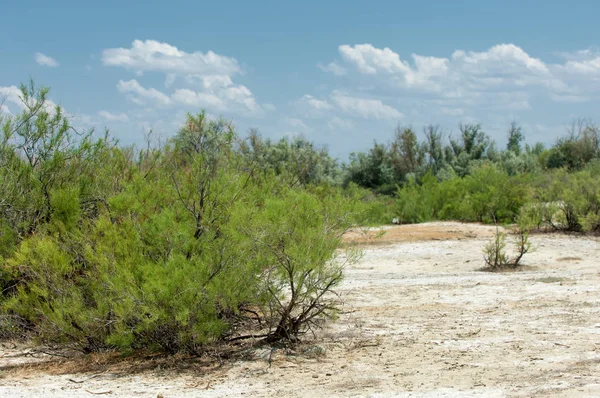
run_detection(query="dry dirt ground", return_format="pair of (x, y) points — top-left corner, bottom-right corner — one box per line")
(2, 222), (600, 397)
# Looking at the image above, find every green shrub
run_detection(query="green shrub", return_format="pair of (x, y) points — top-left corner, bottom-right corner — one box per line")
(395, 165), (529, 225)
(483, 218), (533, 270)
(1, 100), (357, 353)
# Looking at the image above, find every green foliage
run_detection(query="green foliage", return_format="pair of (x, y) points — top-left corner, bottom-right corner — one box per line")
(545, 120), (600, 171)
(247, 187), (358, 341)
(345, 142), (396, 194)
(507, 122), (525, 155)
(0, 90), (358, 353)
(533, 165), (600, 232)
(343, 183), (396, 225)
(395, 165), (530, 225)
(395, 173), (442, 223)
(482, 227), (508, 270)
(450, 124), (491, 162)
(462, 165), (530, 223)
(483, 218), (533, 270)
(423, 125), (445, 174)
(239, 130), (341, 187)
(4, 79), (600, 353)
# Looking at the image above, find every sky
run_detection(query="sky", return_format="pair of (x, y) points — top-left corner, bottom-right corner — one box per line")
(1, 0), (600, 159)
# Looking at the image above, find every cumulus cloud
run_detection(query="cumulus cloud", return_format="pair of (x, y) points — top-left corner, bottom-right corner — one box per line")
(285, 117), (310, 130)
(263, 103), (277, 112)
(102, 40), (241, 76)
(113, 77), (263, 116)
(98, 110), (129, 122)
(440, 107), (464, 116)
(339, 44), (410, 75)
(298, 94), (334, 113)
(117, 79), (172, 107)
(0, 85), (61, 115)
(171, 88), (223, 109)
(557, 49), (600, 83)
(319, 42), (600, 120)
(451, 44), (549, 75)
(172, 75), (263, 115)
(297, 92), (402, 121)
(327, 116), (353, 130)
(0, 86), (24, 111)
(318, 62), (347, 76)
(35, 52), (59, 67)
(336, 43), (556, 95)
(330, 91), (403, 120)
(103, 40), (265, 116)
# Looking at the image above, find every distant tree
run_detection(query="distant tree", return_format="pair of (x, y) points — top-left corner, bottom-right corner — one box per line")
(345, 142), (395, 193)
(451, 123), (491, 161)
(507, 122), (525, 154)
(239, 131), (341, 187)
(547, 119), (600, 170)
(423, 124), (445, 173)
(389, 126), (424, 181)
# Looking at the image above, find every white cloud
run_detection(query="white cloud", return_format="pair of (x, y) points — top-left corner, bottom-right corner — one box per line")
(339, 44), (411, 75)
(98, 110), (129, 122)
(198, 74), (234, 89)
(117, 79), (172, 107)
(35, 52), (59, 67)
(0, 85), (60, 115)
(318, 62), (347, 76)
(165, 73), (176, 88)
(322, 42), (600, 120)
(564, 56), (600, 76)
(114, 76), (263, 116)
(297, 91), (403, 121)
(263, 103), (277, 112)
(104, 40), (266, 116)
(172, 75), (263, 115)
(451, 44), (549, 75)
(172, 88), (223, 109)
(337, 44), (451, 92)
(330, 91), (403, 120)
(337, 43), (553, 95)
(299, 95), (334, 112)
(440, 107), (464, 116)
(0, 86), (95, 136)
(0, 86), (24, 111)
(327, 116), (353, 130)
(102, 40), (241, 76)
(285, 117), (310, 130)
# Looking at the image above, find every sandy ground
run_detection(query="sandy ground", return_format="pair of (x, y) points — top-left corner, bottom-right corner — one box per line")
(1, 221), (600, 397)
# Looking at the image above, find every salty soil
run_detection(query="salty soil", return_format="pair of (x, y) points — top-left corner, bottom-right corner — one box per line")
(1, 222), (600, 397)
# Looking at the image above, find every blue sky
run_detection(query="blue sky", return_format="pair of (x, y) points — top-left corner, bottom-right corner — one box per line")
(2, 0), (600, 159)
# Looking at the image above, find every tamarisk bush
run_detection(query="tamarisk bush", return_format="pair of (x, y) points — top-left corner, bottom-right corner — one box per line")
(483, 217), (533, 270)
(0, 84), (359, 352)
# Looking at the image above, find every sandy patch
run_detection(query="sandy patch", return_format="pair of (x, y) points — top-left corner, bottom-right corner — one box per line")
(2, 222), (600, 397)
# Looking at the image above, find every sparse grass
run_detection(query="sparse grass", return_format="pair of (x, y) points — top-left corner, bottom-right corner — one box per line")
(0, 350), (223, 377)
(534, 276), (570, 284)
(482, 221), (533, 271)
(556, 256), (583, 262)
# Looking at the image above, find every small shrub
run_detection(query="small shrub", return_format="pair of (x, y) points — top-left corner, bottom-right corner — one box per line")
(483, 220), (532, 270)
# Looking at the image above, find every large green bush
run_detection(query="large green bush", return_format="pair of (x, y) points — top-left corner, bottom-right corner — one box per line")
(0, 84), (358, 352)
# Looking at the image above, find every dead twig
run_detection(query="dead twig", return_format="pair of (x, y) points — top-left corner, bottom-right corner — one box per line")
(68, 374), (102, 384)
